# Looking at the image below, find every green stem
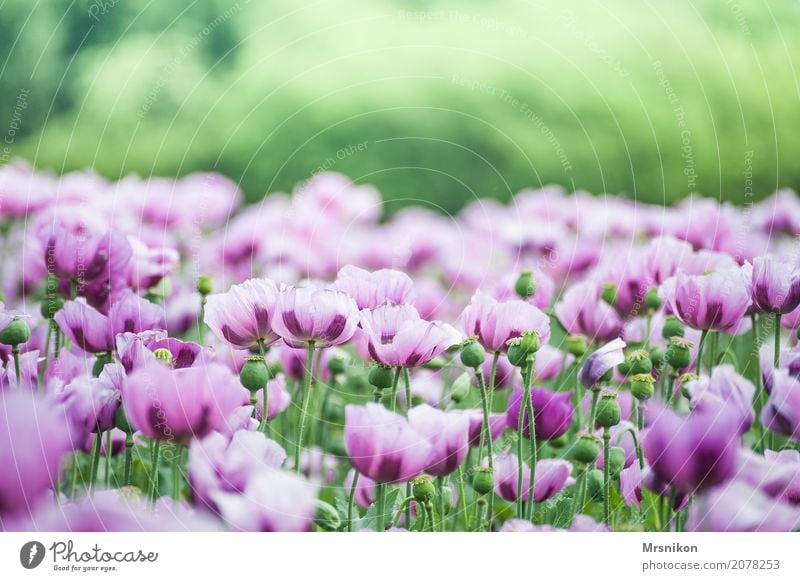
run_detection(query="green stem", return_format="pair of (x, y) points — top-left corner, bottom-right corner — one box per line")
(474, 498), (486, 532)
(475, 367), (494, 531)
(11, 345), (21, 387)
(695, 329), (709, 376)
(124, 434), (133, 486)
(375, 482), (386, 532)
(149, 439), (161, 502)
(294, 341), (316, 472)
(769, 314), (781, 451)
(403, 368), (412, 414)
(524, 362), (538, 521)
(257, 340), (270, 435)
(39, 322), (53, 392)
(347, 471), (360, 532)
(172, 445), (183, 502)
(104, 430), (112, 487)
(750, 314), (766, 453)
(587, 389), (600, 432)
(456, 465), (468, 531)
(390, 367), (402, 412)
(603, 428), (611, 526)
(616, 426), (645, 469)
(88, 431), (103, 494)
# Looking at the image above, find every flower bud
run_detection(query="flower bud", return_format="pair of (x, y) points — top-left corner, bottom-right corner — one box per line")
(240, 356), (269, 393)
(368, 364), (394, 391)
(666, 337), (692, 370)
(514, 271), (537, 299)
(92, 352), (113, 378)
(649, 346), (665, 368)
(314, 499), (341, 532)
(625, 349), (652, 375)
(323, 397), (345, 423)
(472, 467), (494, 496)
(412, 474), (436, 503)
(115, 404), (133, 434)
(601, 283), (618, 306)
(507, 332), (540, 368)
(41, 294), (65, 319)
(548, 433), (568, 449)
(608, 446), (626, 477)
(586, 469), (604, 501)
(662, 315), (685, 339)
(146, 277), (171, 303)
(644, 287), (662, 311)
(327, 352), (348, 376)
(460, 339), (486, 368)
(196, 273), (213, 296)
(564, 335), (587, 359)
(0, 318), (30, 346)
(595, 392), (621, 428)
(630, 373), (655, 401)
(571, 434), (600, 464)
(422, 357), (446, 370)
(450, 372), (471, 403)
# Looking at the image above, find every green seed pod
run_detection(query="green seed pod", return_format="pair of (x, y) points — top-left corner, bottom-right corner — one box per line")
(460, 340), (486, 369)
(115, 404), (133, 434)
(514, 271), (537, 299)
(147, 277), (172, 302)
(571, 435), (600, 465)
(40, 294), (65, 320)
(0, 318), (30, 346)
(649, 346), (665, 368)
(644, 287), (662, 311)
(626, 349), (653, 375)
(422, 356), (447, 370)
(630, 373), (656, 401)
(313, 499), (341, 532)
(608, 446), (626, 478)
(662, 315), (685, 339)
(566, 334), (588, 358)
(322, 398), (345, 424)
(601, 283), (618, 306)
(548, 432), (568, 449)
(586, 469), (604, 502)
(196, 273), (213, 296)
(595, 392), (622, 428)
(472, 467), (494, 496)
(450, 372), (471, 404)
(368, 364), (395, 391)
(679, 373), (699, 400)
(507, 333), (541, 368)
(240, 356), (269, 393)
(153, 348), (174, 366)
(666, 337), (692, 370)
(412, 474), (436, 503)
(327, 352), (348, 376)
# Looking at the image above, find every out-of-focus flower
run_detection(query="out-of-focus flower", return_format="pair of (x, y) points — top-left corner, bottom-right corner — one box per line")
(120, 362), (249, 443)
(737, 448), (800, 505)
(56, 374), (120, 440)
(461, 410), (507, 447)
(345, 469), (375, 508)
(534, 345), (574, 382)
(255, 374), (291, 422)
(493, 453), (573, 503)
(43, 226), (132, 285)
(761, 369), (800, 441)
(506, 386), (574, 441)
(578, 338), (626, 389)
(273, 285), (359, 348)
(683, 365), (755, 435)
(204, 278), (280, 349)
(459, 291), (550, 353)
(555, 280), (623, 342)
(359, 304), (460, 367)
(408, 404), (470, 477)
(332, 265), (416, 309)
(344, 403), (431, 483)
(689, 479), (800, 532)
(751, 255), (800, 314)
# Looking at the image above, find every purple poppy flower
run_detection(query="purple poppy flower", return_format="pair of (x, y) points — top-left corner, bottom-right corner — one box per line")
(293, 446), (340, 484)
(459, 290), (550, 353)
(620, 462), (643, 507)
(535, 345), (574, 382)
(344, 403), (432, 484)
(750, 255), (800, 314)
(107, 291), (166, 336)
(332, 265), (416, 309)
(188, 430), (286, 512)
(578, 338), (626, 389)
(506, 386), (574, 441)
(408, 404), (470, 477)
(44, 226), (132, 285)
(689, 479), (800, 532)
(494, 453), (573, 503)
(660, 268), (751, 332)
(345, 469), (375, 509)
(120, 362), (250, 443)
(642, 405), (739, 494)
(461, 410), (507, 447)
(0, 391), (72, 516)
(480, 354), (514, 390)
(360, 304), (461, 368)
(204, 278), (281, 349)
(56, 374), (120, 438)
(684, 365), (755, 435)
(761, 369), (800, 441)
(737, 448), (800, 505)
(555, 280), (623, 342)
(275, 345), (333, 382)
(82, 428), (126, 457)
(125, 236), (179, 290)
(255, 374), (291, 422)
(211, 466), (318, 532)
(272, 285), (359, 348)
(54, 299), (115, 354)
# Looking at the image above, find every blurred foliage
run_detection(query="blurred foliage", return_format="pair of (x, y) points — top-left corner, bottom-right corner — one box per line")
(2, 0), (800, 212)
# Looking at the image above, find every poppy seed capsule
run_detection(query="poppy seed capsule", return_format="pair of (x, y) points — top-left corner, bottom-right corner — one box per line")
(514, 271), (537, 299)
(586, 469), (604, 501)
(666, 338), (692, 370)
(595, 393), (621, 428)
(240, 356), (269, 393)
(472, 467), (494, 496)
(115, 404), (133, 434)
(631, 373), (656, 401)
(507, 331), (541, 368)
(601, 283), (618, 306)
(460, 340), (486, 368)
(327, 354), (348, 376)
(649, 346), (665, 368)
(644, 287), (662, 311)
(368, 364), (395, 391)
(41, 294), (65, 319)
(412, 474), (436, 503)
(662, 315), (685, 339)
(0, 318), (30, 346)
(679, 373), (700, 399)
(571, 435), (599, 464)
(314, 499), (341, 532)
(153, 348), (173, 366)
(625, 349), (652, 375)
(423, 357), (447, 370)
(566, 334), (588, 357)
(608, 446), (626, 477)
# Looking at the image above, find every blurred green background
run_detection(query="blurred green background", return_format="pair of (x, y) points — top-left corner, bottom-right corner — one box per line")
(2, 0), (799, 212)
